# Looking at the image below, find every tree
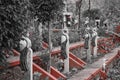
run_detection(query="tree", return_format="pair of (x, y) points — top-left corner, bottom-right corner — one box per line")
(76, 0), (83, 29)
(0, 0), (31, 66)
(30, 0), (64, 72)
(30, 0), (64, 22)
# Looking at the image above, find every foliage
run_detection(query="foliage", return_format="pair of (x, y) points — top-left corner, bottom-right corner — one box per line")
(0, 0), (31, 50)
(43, 31), (80, 47)
(29, 0), (64, 51)
(0, 0), (32, 66)
(30, 0), (64, 22)
(103, 0), (120, 24)
(0, 0), (64, 51)
(82, 9), (101, 20)
(30, 21), (43, 51)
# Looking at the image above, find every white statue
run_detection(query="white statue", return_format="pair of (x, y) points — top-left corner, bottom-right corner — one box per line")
(84, 27), (92, 63)
(19, 32), (33, 80)
(92, 27), (98, 58)
(61, 27), (69, 73)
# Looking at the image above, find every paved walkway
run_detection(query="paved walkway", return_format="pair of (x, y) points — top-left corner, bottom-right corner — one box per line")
(69, 47), (120, 80)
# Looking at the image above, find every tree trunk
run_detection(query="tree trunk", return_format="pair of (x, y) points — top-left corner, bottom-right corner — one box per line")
(48, 21), (52, 73)
(78, 0), (82, 30)
(78, 0), (83, 41)
(88, 0), (91, 20)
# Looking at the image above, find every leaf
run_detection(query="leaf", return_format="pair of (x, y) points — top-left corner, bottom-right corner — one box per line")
(0, 0), (30, 50)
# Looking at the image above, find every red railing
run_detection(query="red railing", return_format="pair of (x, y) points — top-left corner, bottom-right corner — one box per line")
(0, 35), (119, 80)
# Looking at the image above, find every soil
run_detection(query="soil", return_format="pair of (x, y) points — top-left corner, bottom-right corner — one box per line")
(0, 66), (23, 80)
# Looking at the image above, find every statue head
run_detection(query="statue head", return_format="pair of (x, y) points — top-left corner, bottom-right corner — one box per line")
(19, 35), (32, 51)
(19, 39), (27, 51)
